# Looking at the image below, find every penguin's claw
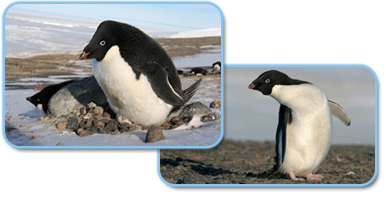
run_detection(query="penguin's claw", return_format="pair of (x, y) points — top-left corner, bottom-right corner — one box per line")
(306, 173), (324, 181)
(289, 171), (305, 181)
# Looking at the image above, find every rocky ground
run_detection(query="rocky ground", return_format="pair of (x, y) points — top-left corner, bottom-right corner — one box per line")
(160, 140), (376, 185)
(4, 37), (221, 80)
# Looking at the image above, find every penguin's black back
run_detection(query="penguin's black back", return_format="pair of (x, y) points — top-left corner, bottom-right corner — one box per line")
(103, 21), (183, 96)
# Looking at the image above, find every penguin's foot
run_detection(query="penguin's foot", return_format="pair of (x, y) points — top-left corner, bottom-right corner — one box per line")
(117, 115), (133, 125)
(289, 170), (304, 181)
(306, 173), (324, 181)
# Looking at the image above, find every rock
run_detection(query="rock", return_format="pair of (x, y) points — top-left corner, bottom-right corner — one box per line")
(80, 107), (87, 115)
(48, 76), (109, 117)
(119, 123), (131, 132)
(105, 120), (118, 131)
(88, 102), (97, 109)
(209, 100), (221, 109)
(145, 126), (165, 143)
(161, 122), (172, 130)
(93, 119), (105, 128)
(98, 127), (109, 134)
(76, 129), (94, 137)
(102, 112), (111, 119)
(109, 130), (120, 135)
(66, 117), (79, 130)
(178, 102), (212, 119)
(170, 117), (185, 126)
(54, 117), (68, 129)
(83, 112), (93, 119)
(79, 119), (92, 129)
(129, 124), (142, 131)
(201, 112), (219, 122)
(93, 106), (104, 117)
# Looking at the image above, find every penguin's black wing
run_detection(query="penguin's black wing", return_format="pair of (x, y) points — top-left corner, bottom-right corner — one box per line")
(273, 104), (291, 170)
(142, 61), (185, 106)
(254, 104), (291, 179)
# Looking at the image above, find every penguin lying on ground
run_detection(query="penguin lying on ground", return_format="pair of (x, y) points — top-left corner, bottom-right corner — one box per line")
(79, 20), (201, 127)
(189, 67), (208, 76)
(212, 61), (221, 72)
(248, 70), (351, 181)
(26, 80), (75, 114)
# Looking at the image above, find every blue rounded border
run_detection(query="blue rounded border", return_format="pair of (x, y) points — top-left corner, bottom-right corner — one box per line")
(157, 64), (378, 187)
(2, 1), (224, 149)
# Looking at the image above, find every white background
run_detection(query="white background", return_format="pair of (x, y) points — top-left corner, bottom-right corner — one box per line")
(1, 0), (384, 196)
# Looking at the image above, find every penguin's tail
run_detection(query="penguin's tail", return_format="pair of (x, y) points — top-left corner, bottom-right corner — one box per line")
(182, 78), (202, 103)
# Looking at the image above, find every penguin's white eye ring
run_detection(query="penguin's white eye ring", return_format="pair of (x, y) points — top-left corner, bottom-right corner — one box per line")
(265, 79), (270, 83)
(100, 40), (106, 46)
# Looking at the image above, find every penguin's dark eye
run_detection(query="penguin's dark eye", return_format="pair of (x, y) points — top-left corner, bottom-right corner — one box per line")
(265, 79), (270, 83)
(37, 98), (40, 102)
(100, 40), (106, 46)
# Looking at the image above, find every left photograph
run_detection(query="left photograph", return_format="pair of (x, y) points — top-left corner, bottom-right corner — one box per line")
(3, 2), (223, 148)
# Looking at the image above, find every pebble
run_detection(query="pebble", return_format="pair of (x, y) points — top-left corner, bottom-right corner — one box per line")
(66, 117), (79, 130)
(54, 117), (68, 129)
(49, 101), (212, 141)
(76, 129), (94, 137)
(145, 126), (165, 143)
(80, 107), (87, 115)
(93, 119), (105, 128)
(93, 106), (104, 117)
(209, 100), (221, 109)
(105, 120), (118, 131)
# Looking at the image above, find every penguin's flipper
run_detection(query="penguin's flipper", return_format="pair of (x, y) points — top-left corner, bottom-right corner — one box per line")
(145, 62), (185, 106)
(274, 104), (291, 170)
(329, 100), (351, 126)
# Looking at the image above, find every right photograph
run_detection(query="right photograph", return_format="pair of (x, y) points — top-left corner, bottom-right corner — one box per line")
(159, 66), (377, 186)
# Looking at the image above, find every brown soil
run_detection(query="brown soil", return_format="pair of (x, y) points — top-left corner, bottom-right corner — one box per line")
(160, 140), (376, 185)
(5, 37), (221, 80)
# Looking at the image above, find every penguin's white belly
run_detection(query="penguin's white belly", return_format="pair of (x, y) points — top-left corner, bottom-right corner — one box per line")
(272, 84), (332, 176)
(92, 46), (173, 126)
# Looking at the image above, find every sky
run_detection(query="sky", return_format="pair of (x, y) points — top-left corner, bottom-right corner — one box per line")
(7, 2), (222, 32)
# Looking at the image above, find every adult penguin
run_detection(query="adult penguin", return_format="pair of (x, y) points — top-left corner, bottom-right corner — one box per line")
(80, 20), (201, 127)
(248, 70), (351, 181)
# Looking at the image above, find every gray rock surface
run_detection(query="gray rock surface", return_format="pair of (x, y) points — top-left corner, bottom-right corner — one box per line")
(48, 76), (108, 116)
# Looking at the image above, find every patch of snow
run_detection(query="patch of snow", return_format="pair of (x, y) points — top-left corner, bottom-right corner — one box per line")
(169, 28), (221, 38)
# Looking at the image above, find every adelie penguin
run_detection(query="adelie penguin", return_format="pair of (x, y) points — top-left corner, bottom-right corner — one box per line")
(79, 20), (201, 127)
(27, 80), (75, 114)
(248, 70), (351, 181)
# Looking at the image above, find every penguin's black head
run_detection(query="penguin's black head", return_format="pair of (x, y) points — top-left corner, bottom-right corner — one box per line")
(26, 93), (41, 107)
(248, 70), (294, 95)
(80, 20), (124, 61)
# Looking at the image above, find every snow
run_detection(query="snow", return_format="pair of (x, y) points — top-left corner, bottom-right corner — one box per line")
(4, 10), (221, 58)
(4, 63), (222, 148)
(169, 28), (221, 38)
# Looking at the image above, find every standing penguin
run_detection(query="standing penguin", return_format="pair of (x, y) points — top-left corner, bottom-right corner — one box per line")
(248, 70), (351, 181)
(79, 20), (201, 127)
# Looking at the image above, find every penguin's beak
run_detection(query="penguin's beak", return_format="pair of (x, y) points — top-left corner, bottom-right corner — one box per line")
(79, 51), (90, 60)
(248, 83), (256, 89)
(26, 97), (31, 101)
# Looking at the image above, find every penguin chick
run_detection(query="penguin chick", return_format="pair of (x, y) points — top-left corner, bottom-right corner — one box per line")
(79, 20), (201, 127)
(248, 70), (350, 181)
